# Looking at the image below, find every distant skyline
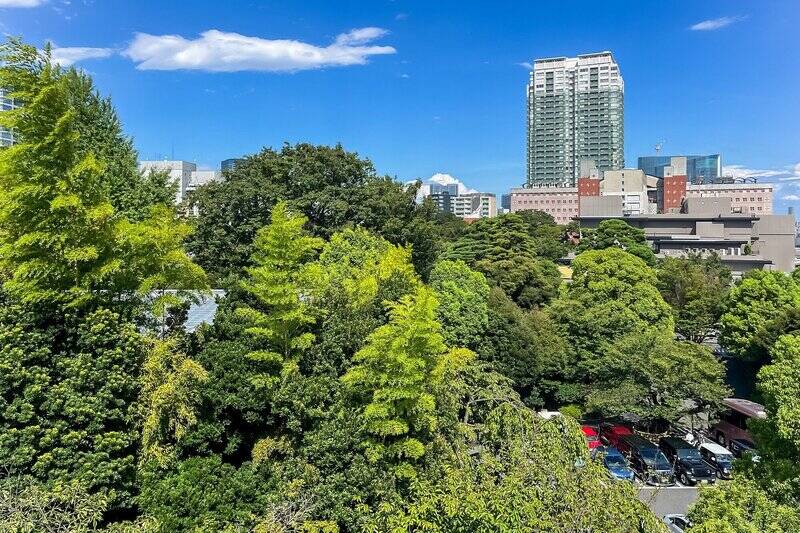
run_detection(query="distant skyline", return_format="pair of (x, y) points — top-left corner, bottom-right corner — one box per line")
(1, 0), (798, 212)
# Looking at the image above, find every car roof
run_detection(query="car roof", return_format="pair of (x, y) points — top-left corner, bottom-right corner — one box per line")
(700, 442), (732, 455)
(723, 398), (766, 418)
(732, 438), (754, 447)
(581, 426), (598, 435)
(661, 436), (695, 449)
(620, 434), (658, 449)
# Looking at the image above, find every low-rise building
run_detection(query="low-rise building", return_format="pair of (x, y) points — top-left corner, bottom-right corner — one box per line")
(578, 197), (795, 277)
(686, 182), (773, 215)
(509, 186), (579, 224)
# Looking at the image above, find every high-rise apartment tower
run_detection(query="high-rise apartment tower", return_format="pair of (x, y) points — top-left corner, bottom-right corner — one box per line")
(526, 52), (624, 187)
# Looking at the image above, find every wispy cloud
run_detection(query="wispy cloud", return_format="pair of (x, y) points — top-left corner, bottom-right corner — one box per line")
(517, 61), (533, 70)
(0, 0), (46, 7)
(689, 15), (746, 31)
(395, 12), (408, 21)
(51, 46), (114, 66)
(724, 163), (800, 185)
(123, 27), (395, 72)
(782, 194), (800, 201)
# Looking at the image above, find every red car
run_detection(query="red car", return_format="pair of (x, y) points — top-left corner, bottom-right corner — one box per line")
(581, 425), (602, 449)
(600, 423), (633, 447)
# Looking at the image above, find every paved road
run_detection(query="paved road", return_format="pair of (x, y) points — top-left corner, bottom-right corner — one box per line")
(638, 486), (699, 518)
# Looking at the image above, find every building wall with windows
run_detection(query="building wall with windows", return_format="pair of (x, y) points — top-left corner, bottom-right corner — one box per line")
(0, 88), (17, 147)
(686, 183), (773, 215)
(526, 52), (624, 187)
(510, 186), (579, 224)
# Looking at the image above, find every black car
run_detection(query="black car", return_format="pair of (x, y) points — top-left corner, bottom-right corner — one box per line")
(698, 442), (735, 480)
(618, 435), (675, 486)
(659, 437), (716, 486)
(729, 438), (760, 461)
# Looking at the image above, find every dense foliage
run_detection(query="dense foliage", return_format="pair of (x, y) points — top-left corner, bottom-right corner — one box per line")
(3, 38), (799, 532)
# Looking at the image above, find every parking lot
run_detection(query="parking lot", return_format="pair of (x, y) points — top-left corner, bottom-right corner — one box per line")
(638, 486), (699, 518)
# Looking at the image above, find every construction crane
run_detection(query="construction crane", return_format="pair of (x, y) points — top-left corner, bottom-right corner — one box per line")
(654, 140), (665, 154)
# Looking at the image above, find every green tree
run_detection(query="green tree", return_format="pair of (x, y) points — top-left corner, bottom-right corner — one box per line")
(0, 40), (121, 306)
(719, 270), (800, 361)
(429, 260), (489, 349)
(236, 201), (324, 388)
(578, 218), (656, 265)
(584, 330), (729, 424)
(185, 144), (446, 282)
(0, 303), (144, 511)
(657, 255), (732, 343)
(443, 213), (563, 308)
(341, 286), (473, 479)
(68, 71), (174, 221)
(477, 288), (570, 406)
(688, 477), (800, 533)
(367, 404), (664, 532)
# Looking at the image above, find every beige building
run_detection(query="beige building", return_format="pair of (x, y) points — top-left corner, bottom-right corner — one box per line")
(139, 160), (223, 204)
(509, 186), (579, 224)
(685, 182), (773, 215)
(600, 169), (658, 215)
(453, 193), (497, 220)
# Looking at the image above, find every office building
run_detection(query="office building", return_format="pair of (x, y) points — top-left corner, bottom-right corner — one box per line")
(452, 193), (497, 220)
(638, 154), (721, 184)
(526, 52), (624, 187)
(139, 160), (222, 204)
(578, 198), (796, 277)
(221, 158), (242, 172)
(510, 186), (579, 224)
(686, 182), (773, 215)
(1, 88), (17, 147)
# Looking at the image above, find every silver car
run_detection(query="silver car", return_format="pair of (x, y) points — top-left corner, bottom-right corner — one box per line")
(663, 514), (692, 533)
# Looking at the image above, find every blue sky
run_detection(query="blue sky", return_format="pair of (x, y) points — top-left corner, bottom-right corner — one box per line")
(2, 0), (799, 212)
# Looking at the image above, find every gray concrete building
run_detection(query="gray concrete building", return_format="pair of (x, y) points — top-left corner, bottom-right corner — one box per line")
(578, 197), (796, 277)
(526, 52), (624, 187)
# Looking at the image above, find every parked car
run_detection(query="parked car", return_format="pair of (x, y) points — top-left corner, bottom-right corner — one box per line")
(699, 442), (735, 480)
(729, 438), (760, 462)
(581, 425), (602, 450)
(599, 423), (633, 447)
(618, 434), (675, 486)
(663, 514), (692, 533)
(659, 437), (716, 486)
(592, 446), (636, 481)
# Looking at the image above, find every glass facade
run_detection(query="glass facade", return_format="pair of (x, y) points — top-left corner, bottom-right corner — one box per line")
(527, 52), (624, 187)
(221, 158), (242, 171)
(637, 154), (721, 184)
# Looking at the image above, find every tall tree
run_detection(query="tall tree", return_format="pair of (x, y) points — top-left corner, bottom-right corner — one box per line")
(657, 254), (732, 343)
(236, 201), (324, 388)
(0, 40), (121, 306)
(429, 260), (489, 350)
(341, 286), (473, 479)
(185, 143), (446, 282)
(719, 270), (800, 361)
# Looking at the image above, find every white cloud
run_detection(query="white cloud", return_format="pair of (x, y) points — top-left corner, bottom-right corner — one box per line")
(123, 28), (395, 72)
(690, 15), (746, 31)
(0, 0), (46, 7)
(51, 46), (114, 66)
(782, 194), (800, 201)
(411, 173), (479, 202)
(722, 164), (786, 180)
(517, 61), (533, 70)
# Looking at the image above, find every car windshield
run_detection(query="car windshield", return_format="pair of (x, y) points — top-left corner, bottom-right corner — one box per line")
(677, 448), (701, 460)
(605, 455), (628, 468)
(716, 453), (734, 465)
(640, 449), (672, 469)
